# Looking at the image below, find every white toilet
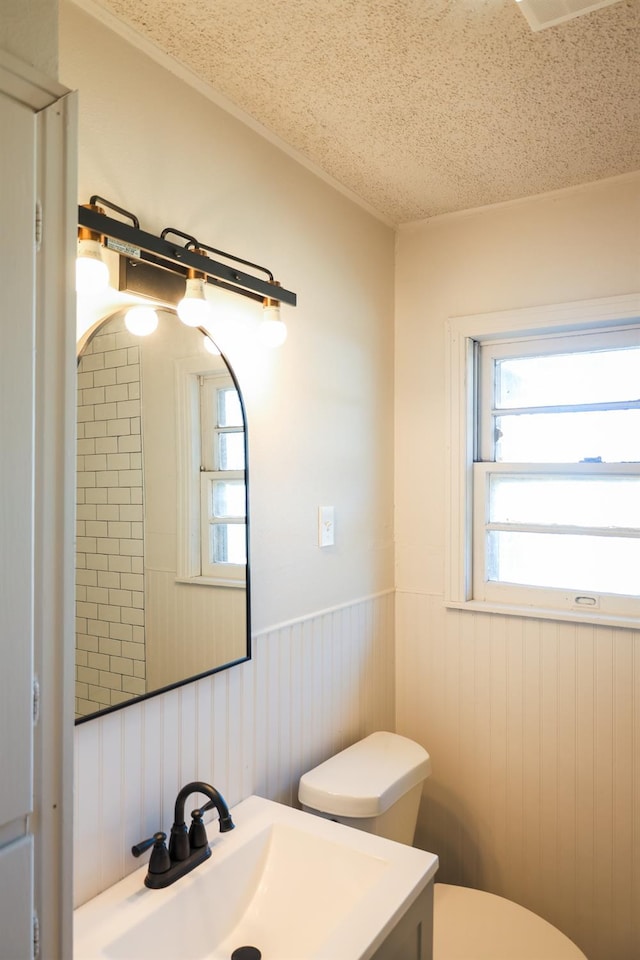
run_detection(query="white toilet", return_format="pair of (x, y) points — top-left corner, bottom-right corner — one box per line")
(299, 732), (587, 960)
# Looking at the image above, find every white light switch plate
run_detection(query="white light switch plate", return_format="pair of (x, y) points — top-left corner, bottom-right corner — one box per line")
(319, 506), (335, 547)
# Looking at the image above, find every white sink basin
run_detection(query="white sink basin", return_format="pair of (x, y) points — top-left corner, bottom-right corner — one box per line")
(74, 795), (438, 960)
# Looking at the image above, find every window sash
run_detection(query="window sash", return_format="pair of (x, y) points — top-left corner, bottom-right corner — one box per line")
(199, 473), (246, 581)
(477, 325), (640, 463)
(472, 462), (640, 616)
(200, 377), (245, 472)
(445, 292), (640, 626)
(175, 356), (247, 585)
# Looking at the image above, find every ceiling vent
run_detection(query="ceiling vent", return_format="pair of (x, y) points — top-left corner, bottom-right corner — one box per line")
(515, 0), (625, 31)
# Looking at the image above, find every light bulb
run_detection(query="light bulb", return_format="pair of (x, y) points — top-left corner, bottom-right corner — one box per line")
(76, 237), (109, 294)
(125, 306), (159, 337)
(177, 277), (211, 327)
(203, 334), (220, 355)
(259, 304), (287, 347)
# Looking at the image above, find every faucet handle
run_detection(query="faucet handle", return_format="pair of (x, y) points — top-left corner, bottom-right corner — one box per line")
(189, 808), (209, 850)
(132, 831), (165, 857)
(131, 831), (171, 875)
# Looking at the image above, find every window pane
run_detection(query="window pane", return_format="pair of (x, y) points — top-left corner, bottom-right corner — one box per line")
(217, 387), (243, 427)
(496, 347), (640, 408)
(210, 523), (247, 565)
(218, 431), (245, 470)
(212, 481), (245, 519)
(490, 475), (640, 528)
(496, 410), (640, 463)
(487, 530), (640, 595)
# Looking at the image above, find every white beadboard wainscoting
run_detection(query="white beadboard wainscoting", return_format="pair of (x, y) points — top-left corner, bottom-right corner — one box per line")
(396, 590), (640, 960)
(73, 590), (395, 906)
(145, 569), (246, 691)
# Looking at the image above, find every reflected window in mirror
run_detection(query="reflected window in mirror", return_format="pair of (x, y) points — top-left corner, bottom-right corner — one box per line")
(75, 309), (250, 723)
(199, 375), (247, 581)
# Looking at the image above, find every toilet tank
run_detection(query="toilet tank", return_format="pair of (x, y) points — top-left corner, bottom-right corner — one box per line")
(298, 732), (431, 845)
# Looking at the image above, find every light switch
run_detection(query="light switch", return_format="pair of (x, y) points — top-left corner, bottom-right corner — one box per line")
(319, 505), (335, 547)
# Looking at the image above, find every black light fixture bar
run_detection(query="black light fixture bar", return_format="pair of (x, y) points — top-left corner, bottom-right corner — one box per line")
(78, 205), (297, 307)
(119, 252), (266, 306)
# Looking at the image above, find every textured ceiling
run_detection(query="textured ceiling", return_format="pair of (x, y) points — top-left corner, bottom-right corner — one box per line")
(80, 0), (639, 224)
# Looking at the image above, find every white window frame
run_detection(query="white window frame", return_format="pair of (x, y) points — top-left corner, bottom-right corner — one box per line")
(445, 292), (640, 628)
(175, 356), (247, 588)
(198, 376), (246, 581)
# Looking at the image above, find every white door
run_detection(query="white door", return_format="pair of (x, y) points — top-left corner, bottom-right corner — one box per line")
(0, 55), (75, 960)
(0, 837), (34, 960)
(0, 83), (37, 960)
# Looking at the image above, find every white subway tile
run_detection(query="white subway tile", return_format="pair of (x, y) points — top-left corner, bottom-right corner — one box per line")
(98, 671), (123, 691)
(86, 521), (108, 537)
(93, 368), (117, 387)
(118, 434), (141, 453)
(93, 402), (118, 421)
(116, 364), (140, 384)
(103, 348), (128, 368)
(97, 603), (122, 623)
(84, 422), (108, 438)
(95, 437), (118, 454)
(105, 384), (129, 402)
(106, 419), (132, 437)
(95, 505), (119, 522)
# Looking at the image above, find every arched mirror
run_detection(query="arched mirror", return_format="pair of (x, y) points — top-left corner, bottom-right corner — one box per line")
(75, 308), (250, 722)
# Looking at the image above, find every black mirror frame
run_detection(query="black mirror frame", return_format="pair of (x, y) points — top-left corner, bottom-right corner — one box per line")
(74, 310), (251, 725)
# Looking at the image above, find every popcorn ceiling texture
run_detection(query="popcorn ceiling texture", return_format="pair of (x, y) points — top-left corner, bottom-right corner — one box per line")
(82, 0), (639, 223)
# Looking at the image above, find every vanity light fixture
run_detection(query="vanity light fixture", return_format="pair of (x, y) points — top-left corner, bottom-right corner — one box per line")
(77, 198), (296, 346)
(76, 203), (109, 293)
(260, 284), (287, 347)
(177, 257), (213, 327)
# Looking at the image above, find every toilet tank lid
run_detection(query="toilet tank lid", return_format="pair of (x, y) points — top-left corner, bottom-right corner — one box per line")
(298, 732), (431, 819)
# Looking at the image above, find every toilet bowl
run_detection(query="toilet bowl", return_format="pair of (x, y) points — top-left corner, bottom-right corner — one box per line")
(299, 732), (587, 960)
(434, 883), (587, 960)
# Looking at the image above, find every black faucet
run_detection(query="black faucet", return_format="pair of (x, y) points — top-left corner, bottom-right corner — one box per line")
(132, 781), (235, 889)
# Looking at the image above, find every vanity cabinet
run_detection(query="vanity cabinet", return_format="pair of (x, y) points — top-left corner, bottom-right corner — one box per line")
(370, 883), (434, 960)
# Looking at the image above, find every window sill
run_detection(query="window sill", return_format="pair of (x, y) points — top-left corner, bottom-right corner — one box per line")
(444, 598), (640, 631)
(175, 576), (246, 590)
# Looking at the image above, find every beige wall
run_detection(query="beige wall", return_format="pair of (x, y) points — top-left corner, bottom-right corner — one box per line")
(395, 173), (640, 960)
(61, 1), (395, 633)
(0, 0), (58, 76)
